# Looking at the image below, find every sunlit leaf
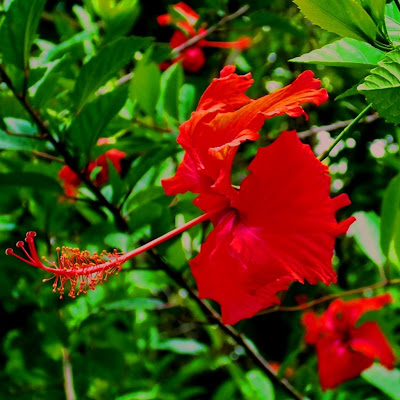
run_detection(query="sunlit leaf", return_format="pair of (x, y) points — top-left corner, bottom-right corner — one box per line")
(156, 339), (207, 355)
(362, 364), (400, 400)
(158, 63), (184, 120)
(293, 0), (378, 42)
(358, 48), (400, 124)
(291, 38), (384, 68)
(380, 173), (400, 257)
(130, 61), (161, 116)
(245, 370), (275, 400)
(351, 211), (385, 267)
(72, 36), (150, 113)
(385, 2), (400, 45)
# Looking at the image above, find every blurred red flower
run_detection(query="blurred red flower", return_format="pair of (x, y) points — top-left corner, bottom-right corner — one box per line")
(58, 141), (125, 197)
(162, 65), (355, 325)
(158, 2), (251, 72)
(302, 294), (395, 390)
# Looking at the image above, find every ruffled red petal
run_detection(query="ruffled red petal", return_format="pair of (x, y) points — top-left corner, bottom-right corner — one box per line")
(236, 131), (354, 285)
(162, 67), (328, 206)
(191, 131), (353, 324)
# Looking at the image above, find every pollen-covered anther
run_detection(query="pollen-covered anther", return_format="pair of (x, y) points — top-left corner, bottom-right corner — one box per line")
(6, 232), (124, 299)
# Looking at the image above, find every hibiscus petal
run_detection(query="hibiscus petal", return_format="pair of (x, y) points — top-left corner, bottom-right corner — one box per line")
(302, 311), (323, 344)
(191, 131), (354, 324)
(162, 67), (328, 205)
(236, 131), (354, 285)
(350, 321), (395, 369)
(344, 293), (392, 325)
(316, 337), (373, 390)
(197, 65), (253, 112)
(190, 211), (293, 325)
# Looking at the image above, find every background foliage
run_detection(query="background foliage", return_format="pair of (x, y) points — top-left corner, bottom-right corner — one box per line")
(1, 0), (400, 399)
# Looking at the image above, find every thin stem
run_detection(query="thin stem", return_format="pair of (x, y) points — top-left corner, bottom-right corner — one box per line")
(31, 151), (64, 163)
(318, 104), (373, 161)
(298, 113), (378, 139)
(0, 63), (129, 231)
(4, 129), (46, 139)
(257, 279), (400, 315)
(171, 5), (250, 55)
(150, 252), (305, 400)
(62, 347), (77, 400)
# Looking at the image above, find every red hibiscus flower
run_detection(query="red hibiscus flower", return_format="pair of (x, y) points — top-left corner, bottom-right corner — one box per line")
(58, 141), (125, 196)
(162, 65), (355, 325)
(158, 2), (251, 73)
(302, 294), (395, 390)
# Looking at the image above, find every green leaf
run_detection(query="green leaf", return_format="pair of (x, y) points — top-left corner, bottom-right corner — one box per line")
(293, 0), (378, 42)
(156, 339), (207, 355)
(68, 85), (128, 166)
(386, 3), (400, 44)
(130, 61), (161, 116)
(291, 38), (384, 68)
(335, 82), (362, 100)
(245, 370), (274, 400)
(358, 0), (386, 25)
(358, 48), (400, 124)
(124, 144), (179, 192)
(92, 0), (141, 40)
(380, 173), (400, 256)
(72, 36), (150, 113)
(362, 364), (400, 400)
(0, 129), (36, 151)
(37, 33), (93, 64)
(179, 84), (196, 122)
(30, 56), (69, 109)
(97, 298), (165, 312)
(0, 172), (61, 193)
(393, 213), (400, 265)
(0, 0), (46, 70)
(352, 211), (385, 267)
(158, 63), (184, 120)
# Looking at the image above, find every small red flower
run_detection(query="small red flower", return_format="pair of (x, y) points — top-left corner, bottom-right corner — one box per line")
(162, 66), (355, 325)
(158, 3), (251, 73)
(58, 141), (125, 196)
(302, 295), (395, 390)
(87, 149), (125, 187)
(58, 165), (82, 197)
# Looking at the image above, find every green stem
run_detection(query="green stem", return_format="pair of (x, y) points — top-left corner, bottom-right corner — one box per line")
(318, 104), (373, 162)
